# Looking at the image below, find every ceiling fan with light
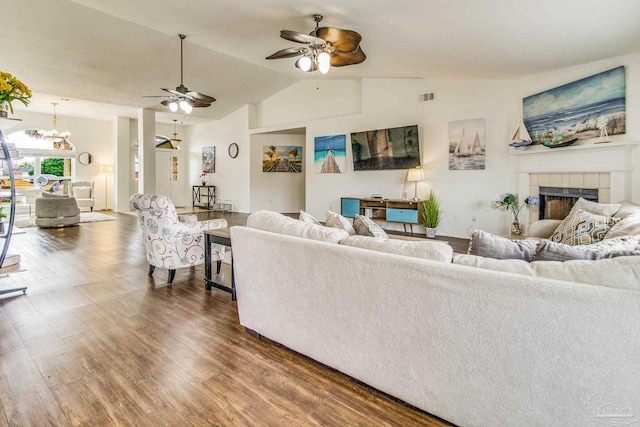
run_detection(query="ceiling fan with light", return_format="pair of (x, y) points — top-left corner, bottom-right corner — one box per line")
(145, 34), (216, 114)
(266, 14), (366, 74)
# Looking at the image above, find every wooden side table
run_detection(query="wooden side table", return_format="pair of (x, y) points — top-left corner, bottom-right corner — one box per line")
(204, 228), (235, 301)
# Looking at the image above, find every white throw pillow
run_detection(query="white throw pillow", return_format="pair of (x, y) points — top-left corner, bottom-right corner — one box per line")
(299, 210), (321, 225)
(453, 254), (534, 276)
(325, 210), (356, 235)
(605, 213), (640, 241)
(72, 187), (91, 199)
(247, 210), (349, 243)
(568, 197), (620, 218)
(342, 235), (453, 263)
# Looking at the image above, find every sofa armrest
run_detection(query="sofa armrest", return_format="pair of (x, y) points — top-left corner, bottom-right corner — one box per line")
(528, 219), (561, 238)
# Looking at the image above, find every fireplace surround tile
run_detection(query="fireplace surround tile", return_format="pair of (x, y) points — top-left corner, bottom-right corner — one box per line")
(599, 173), (610, 189)
(584, 173), (600, 189)
(569, 174), (584, 188)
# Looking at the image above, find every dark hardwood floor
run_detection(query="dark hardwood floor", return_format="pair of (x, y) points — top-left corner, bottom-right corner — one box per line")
(0, 212), (455, 426)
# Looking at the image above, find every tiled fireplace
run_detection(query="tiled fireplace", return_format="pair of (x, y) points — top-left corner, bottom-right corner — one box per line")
(512, 140), (639, 227)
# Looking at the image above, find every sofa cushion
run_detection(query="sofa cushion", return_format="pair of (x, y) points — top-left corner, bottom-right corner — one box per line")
(247, 210), (349, 243)
(534, 237), (640, 261)
(299, 210), (321, 225)
(72, 186), (91, 199)
(532, 257), (640, 291)
(549, 208), (619, 245)
(341, 235), (453, 263)
(353, 215), (389, 240)
(453, 253), (640, 291)
(468, 230), (538, 262)
(453, 254), (534, 275)
(569, 197), (620, 217)
(325, 211), (356, 235)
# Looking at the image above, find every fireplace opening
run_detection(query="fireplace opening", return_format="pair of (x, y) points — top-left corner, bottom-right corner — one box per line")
(538, 187), (598, 220)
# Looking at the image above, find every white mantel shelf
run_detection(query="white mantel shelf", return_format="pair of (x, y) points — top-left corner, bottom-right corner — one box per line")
(510, 140), (638, 156)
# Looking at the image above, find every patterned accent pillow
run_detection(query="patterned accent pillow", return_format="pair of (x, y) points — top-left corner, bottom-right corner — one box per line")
(325, 211), (356, 235)
(353, 215), (389, 240)
(535, 236), (640, 261)
(549, 208), (619, 245)
(299, 210), (321, 225)
(468, 230), (539, 262)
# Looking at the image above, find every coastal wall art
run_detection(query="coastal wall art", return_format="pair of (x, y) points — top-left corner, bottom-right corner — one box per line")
(314, 134), (346, 173)
(448, 118), (485, 171)
(351, 125), (420, 171)
(262, 145), (303, 173)
(523, 66), (626, 145)
(202, 146), (215, 173)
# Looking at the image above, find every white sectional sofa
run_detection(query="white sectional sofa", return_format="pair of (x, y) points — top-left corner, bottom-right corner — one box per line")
(230, 210), (640, 427)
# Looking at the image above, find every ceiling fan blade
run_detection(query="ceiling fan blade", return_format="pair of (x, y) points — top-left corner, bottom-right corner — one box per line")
(280, 30), (325, 47)
(142, 95), (169, 98)
(186, 91), (216, 103)
(266, 46), (307, 60)
(330, 46), (367, 67)
(162, 88), (185, 97)
(294, 57), (318, 72)
(189, 101), (211, 108)
(160, 99), (174, 106)
(315, 27), (362, 53)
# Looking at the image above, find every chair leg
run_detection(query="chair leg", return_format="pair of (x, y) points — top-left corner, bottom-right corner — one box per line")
(216, 260), (222, 274)
(168, 269), (176, 284)
(148, 265), (155, 275)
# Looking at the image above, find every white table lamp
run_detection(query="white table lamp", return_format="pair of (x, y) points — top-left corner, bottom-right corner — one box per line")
(406, 167), (424, 201)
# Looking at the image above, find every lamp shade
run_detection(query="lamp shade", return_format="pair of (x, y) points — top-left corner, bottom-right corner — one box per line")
(406, 167), (424, 182)
(99, 164), (114, 174)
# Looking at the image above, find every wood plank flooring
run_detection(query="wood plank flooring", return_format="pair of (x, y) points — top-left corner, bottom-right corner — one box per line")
(0, 212), (454, 426)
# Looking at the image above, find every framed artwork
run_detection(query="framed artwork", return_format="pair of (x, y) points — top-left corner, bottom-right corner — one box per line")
(314, 134), (346, 173)
(448, 118), (485, 171)
(350, 124), (420, 171)
(523, 66), (626, 144)
(263, 146), (303, 173)
(202, 146), (215, 173)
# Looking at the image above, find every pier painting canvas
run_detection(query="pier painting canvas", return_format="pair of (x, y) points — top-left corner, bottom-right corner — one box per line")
(314, 134), (346, 173)
(523, 66), (626, 145)
(202, 146), (215, 173)
(449, 118), (485, 170)
(262, 145), (303, 173)
(351, 125), (420, 171)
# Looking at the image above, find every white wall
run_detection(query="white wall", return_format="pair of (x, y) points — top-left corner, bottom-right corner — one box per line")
(187, 106), (250, 212)
(250, 133), (305, 213)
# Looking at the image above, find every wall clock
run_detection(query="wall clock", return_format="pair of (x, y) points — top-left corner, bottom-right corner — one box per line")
(228, 143), (239, 159)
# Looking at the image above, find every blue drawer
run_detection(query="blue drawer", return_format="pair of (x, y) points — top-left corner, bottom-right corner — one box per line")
(387, 208), (418, 223)
(341, 198), (360, 217)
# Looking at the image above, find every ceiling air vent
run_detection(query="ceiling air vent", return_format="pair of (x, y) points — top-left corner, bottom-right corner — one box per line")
(418, 92), (435, 102)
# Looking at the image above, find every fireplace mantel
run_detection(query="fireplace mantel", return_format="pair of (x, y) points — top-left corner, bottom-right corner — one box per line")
(513, 140), (639, 225)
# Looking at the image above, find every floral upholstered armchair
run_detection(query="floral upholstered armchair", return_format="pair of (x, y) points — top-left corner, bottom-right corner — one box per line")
(130, 193), (227, 284)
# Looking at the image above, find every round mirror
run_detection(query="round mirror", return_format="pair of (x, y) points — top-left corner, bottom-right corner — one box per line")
(78, 152), (93, 165)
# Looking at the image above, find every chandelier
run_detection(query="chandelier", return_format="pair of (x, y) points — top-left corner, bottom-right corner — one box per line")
(169, 119), (181, 149)
(38, 102), (71, 149)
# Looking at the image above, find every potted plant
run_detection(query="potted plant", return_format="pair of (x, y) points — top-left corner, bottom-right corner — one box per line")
(421, 190), (441, 238)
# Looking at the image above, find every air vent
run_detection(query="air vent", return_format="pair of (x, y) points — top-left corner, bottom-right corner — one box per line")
(418, 92), (435, 102)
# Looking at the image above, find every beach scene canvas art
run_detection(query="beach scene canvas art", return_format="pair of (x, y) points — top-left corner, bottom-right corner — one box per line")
(314, 134), (346, 173)
(351, 125), (420, 171)
(449, 118), (485, 170)
(263, 146), (303, 173)
(523, 66), (626, 145)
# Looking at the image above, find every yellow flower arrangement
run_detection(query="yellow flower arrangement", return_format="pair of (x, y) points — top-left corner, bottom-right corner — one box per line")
(0, 71), (32, 114)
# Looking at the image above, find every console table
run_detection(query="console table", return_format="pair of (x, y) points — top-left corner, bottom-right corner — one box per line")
(341, 197), (425, 235)
(192, 185), (216, 209)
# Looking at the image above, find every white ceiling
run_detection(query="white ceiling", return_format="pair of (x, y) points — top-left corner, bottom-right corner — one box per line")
(5, 0), (640, 124)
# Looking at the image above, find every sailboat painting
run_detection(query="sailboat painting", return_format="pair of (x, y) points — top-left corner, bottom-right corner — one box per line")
(449, 118), (485, 170)
(314, 134), (347, 173)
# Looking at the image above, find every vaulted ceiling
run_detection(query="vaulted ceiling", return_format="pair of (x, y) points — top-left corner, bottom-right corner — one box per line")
(6, 0), (640, 123)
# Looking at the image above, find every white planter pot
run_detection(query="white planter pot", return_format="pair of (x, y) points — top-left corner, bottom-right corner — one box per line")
(425, 227), (437, 238)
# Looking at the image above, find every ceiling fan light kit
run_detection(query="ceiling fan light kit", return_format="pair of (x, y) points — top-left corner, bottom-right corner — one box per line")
(266, 14), (366, 75)
(145, 34), (216, 114)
